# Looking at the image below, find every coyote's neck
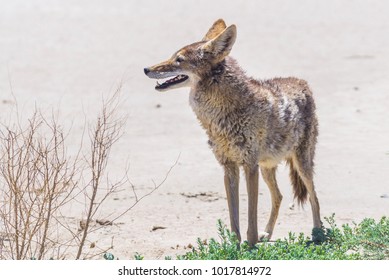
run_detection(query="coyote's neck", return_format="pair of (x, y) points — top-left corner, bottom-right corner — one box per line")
(189, 57), (250, 114)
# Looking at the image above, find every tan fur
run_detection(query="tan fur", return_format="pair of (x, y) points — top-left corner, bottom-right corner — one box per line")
(202, 19), (227, 41)
(144, 19), (322, 246)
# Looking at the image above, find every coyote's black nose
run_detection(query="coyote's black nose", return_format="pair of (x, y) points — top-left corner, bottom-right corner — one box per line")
(144, 68), (150, 75)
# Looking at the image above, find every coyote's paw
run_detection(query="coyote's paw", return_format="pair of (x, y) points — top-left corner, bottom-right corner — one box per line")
(258, 231), (270, 241)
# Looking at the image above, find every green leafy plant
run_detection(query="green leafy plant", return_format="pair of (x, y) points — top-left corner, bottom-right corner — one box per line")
(134, 252), (144, 260)
(103, 253), (115, 260)
(177, 215), (389, 260)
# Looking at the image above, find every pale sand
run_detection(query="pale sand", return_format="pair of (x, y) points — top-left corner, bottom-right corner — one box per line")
(0, 0), (388, 259)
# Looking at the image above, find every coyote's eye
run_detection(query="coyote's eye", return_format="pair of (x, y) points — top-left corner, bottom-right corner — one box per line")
(175, 56), (184, 63)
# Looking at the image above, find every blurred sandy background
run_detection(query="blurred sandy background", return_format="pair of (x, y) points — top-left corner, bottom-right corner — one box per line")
(0, 0), (388, 259)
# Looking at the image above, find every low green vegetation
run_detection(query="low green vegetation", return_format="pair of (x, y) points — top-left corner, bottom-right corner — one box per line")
(175, 215), (389, 260)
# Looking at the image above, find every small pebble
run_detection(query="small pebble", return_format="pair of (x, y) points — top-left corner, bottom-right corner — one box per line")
(96, 219), (113, 226)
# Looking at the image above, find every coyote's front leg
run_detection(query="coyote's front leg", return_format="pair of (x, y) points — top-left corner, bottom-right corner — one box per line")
(223, 162), (241, 242)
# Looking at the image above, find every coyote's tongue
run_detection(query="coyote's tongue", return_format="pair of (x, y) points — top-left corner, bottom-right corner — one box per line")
(155, 74), (188, 90)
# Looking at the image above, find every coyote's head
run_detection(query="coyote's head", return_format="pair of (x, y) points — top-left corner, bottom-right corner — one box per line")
(144, 19), (237, 92)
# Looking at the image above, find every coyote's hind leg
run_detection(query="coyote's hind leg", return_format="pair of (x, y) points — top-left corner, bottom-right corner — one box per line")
(260, 167), (283, 240)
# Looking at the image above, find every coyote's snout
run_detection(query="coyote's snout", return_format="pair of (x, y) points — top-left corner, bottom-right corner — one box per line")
(144, 19), (322, 246)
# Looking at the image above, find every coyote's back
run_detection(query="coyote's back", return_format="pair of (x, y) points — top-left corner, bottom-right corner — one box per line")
(144, 19), (322, 246)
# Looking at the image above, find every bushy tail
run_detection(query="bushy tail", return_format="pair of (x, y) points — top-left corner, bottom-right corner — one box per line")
(288, 160), (308, 205)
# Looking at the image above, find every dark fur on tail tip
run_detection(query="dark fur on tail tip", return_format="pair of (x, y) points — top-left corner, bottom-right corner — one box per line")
(288, 160), (308, 205)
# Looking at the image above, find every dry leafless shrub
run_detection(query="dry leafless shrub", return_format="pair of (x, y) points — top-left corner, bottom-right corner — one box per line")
(0, 89), (175, 259)
(0, 109), (79, 259)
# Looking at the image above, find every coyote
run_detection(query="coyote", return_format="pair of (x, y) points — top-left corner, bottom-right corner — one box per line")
(144, 19), (321, 246)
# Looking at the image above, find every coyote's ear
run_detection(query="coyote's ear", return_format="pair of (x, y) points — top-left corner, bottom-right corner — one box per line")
(202, 24), (237, 60)
(202, 19), (227, 41)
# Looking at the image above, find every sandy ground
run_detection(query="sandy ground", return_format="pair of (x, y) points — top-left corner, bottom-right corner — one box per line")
(0, 0), (388, 259)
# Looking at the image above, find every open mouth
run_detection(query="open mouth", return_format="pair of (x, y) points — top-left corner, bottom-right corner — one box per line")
(155, 74), (188, 90)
